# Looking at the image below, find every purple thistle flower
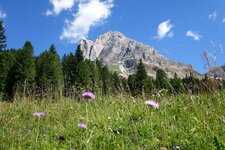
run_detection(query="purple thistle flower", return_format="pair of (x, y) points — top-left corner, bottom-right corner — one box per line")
(81, 92), (95, 100)
(118, 73), (127, 78)
(77, 123), (87, 129)
(33, 112), (45, 117)
(144, 100), (159, 109)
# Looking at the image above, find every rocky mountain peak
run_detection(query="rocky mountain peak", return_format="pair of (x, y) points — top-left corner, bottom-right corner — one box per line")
(79, 31), (200, 78)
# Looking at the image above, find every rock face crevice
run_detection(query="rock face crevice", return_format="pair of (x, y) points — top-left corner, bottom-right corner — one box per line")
(79, 31), (200, 78)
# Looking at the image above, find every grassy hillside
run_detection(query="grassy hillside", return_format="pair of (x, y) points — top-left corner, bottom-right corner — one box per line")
(0, 92), (225, 150)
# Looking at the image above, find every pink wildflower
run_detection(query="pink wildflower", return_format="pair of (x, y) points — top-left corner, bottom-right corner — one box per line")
(33, 112), (45, 117)
(144, 100), (159, 109)
(81, 92), (95, 100)
(77, 123), (87, 129)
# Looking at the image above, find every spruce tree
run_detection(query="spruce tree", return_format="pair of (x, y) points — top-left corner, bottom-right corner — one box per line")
(0, 50), (6, 94)
(2, 50), (17, 99)
(101, 66), (110, 96)
(0, 20), (6, 50)
(74, 45), (84, 64)
(62, 45), (87, 98)
(5, 41), (36, 98)
(35, 44), (63, 99)
(95, 59), (103, 92)
(35, 50), (51, 87)
(0, 20), (7, 95)
(86, 60), (99, 92)
(62, 53), (76, 87)
(155, 69), (168, 90)
(49, 44), (63, 91)
(144, 76), (154, 95)
(14, 41), (36, 86)
(76, 61), (91, 90)
(170, 73), (184, 94)
(127, 74), (136, 96)
(135, 59), (148, 95)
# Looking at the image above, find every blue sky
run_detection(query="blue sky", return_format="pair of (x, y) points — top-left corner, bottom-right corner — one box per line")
(0, 0), (225, 73)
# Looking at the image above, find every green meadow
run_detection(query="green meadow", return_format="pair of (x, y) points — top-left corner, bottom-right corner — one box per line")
(0, 92), (224, 150)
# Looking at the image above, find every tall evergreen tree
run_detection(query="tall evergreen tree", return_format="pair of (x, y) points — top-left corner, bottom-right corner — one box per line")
(182, 73), (201, 94)
(14, 41), (36, 86)
(62, 45), (88, 98)
(76, 60), (91, 90)
(86, 60), (99, 92)
(35, 44), (63, 99)
(0, 20), (7, 96)
(101, 66), (110, 96)
(144, 76), (155, 95)
(0, 20), (6, 50)
(155, 69), (168, 90)
(135, 59), (148, 95)
(5, 42), (36, 98)
(62, 53), (76, 88)
(170, 73), (184, 94)
(0, 50), (6, 94)
(127, 74), (136, 96)
(49, 44), (63, 92)
(95, 59), (103, 92)
(0, 49), (17, 97)
(74, 45), (84, 64)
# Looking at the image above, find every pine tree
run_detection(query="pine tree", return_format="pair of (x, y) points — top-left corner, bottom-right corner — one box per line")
(0, 20), (6, 50)
(5, 42), (36, 98)
(101, 66), (110, 96)
(35, 50), (51, 88)
(76, 60), (91, 90)
(62, 53), (76, 88)
(0, 49), (18, 99)
(182, 73), (201, 94)
(86, 60), (99, 92)
(14, 41), (36, 86)
(127, 74), (136, 96)
(62, 45), (88, 98)
(74, 45), (84, 64)
(144, 76), (154, 95)
(135, 59), (148, 95)
(49, 44), (63, 91)
(170, 73), (184, 94)
(0, 49), (16, 97)
(48, 44), (63, 99)
(155, 69), (168, 90)
(35, 44), (63, 99)
(0, 20), (7, 96)
(0, 50), (6, 94)
(95, 59), (103, 93)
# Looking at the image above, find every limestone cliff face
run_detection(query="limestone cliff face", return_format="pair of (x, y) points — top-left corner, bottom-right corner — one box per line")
(79, 31), (200, 78)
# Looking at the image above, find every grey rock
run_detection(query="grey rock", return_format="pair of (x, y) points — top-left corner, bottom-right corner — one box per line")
(207, 65), (225, 79)
(79, 31), (201, 78)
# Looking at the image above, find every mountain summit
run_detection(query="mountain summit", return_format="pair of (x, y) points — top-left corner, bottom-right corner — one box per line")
(79, 31), (199, 78)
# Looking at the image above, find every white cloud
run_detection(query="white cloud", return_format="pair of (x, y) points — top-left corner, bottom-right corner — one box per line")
(222, 18), (225, 23)
(155, 20), (174, 40)
(0, 10), (7, 19)
(186, 30), (202, 41)
(208, 11), (217, 21)
(60, 0), (114, 43)
(46, 0), (75, 16)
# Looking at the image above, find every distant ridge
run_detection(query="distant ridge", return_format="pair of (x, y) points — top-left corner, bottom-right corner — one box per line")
(79, 31), (201, 78)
